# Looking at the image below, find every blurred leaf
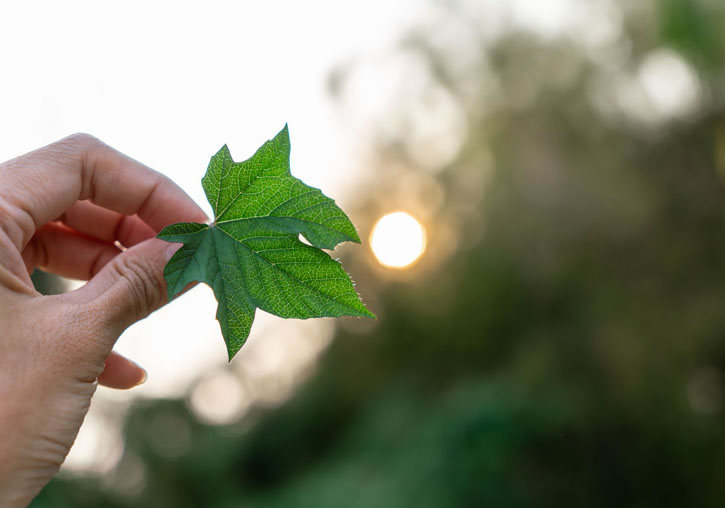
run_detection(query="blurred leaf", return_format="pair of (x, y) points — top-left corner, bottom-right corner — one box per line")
(658, 0), (719, 68)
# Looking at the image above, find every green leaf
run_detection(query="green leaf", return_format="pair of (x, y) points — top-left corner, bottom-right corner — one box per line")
(158, 125), (374, 360)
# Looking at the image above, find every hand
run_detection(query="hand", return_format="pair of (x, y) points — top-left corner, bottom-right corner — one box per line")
(0, 134), (207, 506)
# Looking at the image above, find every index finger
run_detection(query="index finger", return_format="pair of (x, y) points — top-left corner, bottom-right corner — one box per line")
(0, 133), (208, 250)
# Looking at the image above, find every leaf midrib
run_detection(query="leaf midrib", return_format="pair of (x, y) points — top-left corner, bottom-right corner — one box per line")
(214, 216), (356, 246)
(214, 167), (283, 222)
(214, 225), (361, 314)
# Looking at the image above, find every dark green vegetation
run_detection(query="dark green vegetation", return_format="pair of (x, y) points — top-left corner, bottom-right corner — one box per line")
(159, 125), (373, 359)
(32, 1), (725, 506)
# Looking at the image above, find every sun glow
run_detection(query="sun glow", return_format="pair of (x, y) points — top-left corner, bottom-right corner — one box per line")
(370, 212), (426, 269)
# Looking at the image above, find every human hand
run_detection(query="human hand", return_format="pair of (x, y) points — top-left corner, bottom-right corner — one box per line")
(0, 134), (207, 506)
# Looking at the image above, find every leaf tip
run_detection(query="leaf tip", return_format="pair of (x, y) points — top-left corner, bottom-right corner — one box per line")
(350, 297), (376, 319)
(226, 344), (241, 362)
(274, 123), (291, 149)
(213, 143), (232, 160)
(223, 334), (248, 362)
(362, 308), (377, 319)
(349, 229), (362, 244)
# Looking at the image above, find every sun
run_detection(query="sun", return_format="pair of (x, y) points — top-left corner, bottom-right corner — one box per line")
(370, 212), (426, 269)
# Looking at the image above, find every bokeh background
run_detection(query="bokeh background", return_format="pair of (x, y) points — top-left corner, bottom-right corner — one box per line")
(2, 0), (724, 506)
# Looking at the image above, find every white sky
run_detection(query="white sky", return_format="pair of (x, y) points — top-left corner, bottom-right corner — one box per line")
(0, 0), (427, 202)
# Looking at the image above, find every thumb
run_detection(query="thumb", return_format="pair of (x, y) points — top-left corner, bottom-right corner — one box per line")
(78, 237), (180, 335)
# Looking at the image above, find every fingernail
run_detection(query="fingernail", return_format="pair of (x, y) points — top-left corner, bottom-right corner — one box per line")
(164, 243), (182, 262)
(135, 368), (148, 387)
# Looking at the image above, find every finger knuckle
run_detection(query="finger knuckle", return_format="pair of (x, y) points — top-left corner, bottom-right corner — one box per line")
(41, 133), (108, 179)
(111, 256), (164, 321)
(61, 132), (104, 150)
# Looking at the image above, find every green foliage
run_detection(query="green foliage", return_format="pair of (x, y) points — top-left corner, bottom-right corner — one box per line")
(658, 0), (719, 68)
(158, 125), (373, 359)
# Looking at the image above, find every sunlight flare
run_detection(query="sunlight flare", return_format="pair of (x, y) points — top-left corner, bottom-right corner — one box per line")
(370, 211), (426, 269)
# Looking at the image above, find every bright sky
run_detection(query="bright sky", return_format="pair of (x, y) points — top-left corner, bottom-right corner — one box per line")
(0, 0), (428, 200)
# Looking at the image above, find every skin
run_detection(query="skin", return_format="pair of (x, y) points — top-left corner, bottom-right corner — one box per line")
(0, 134), (208, 506)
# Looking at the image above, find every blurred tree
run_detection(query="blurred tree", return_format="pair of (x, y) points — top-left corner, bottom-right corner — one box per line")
(31, 270), (68, 296)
